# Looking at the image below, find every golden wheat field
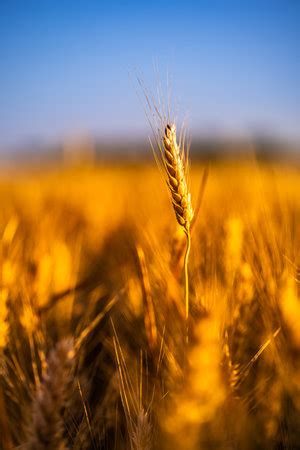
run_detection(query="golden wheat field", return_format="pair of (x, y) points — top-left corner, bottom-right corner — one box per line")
(0, 158), (299, 450)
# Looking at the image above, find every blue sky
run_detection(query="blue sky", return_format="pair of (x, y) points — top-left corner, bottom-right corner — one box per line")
(0, 1), (299, 150)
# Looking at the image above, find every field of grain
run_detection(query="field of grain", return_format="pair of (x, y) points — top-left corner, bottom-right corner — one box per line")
(0, 159), (299, 449)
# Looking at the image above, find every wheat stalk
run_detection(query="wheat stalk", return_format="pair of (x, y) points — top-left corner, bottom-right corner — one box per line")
(140, 80), (193, 332)
(161, 123), (193, 340)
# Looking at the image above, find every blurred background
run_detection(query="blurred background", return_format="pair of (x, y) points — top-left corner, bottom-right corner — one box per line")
(0, 0), (299, 164)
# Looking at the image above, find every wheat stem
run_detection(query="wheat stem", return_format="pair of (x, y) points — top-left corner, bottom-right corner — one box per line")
(184, 230), (191, 344)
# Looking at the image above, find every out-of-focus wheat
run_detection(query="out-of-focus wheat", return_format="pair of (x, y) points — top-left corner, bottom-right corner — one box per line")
(25, 339), (75, 450)
(0, 162), (299, 450)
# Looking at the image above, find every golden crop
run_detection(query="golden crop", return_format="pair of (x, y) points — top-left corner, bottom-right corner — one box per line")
(0, 159), (299, 449)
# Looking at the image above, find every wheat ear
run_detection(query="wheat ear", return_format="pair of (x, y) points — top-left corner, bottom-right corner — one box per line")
(131, 409), (152, 450)
(162, 124), (193, 233)
(162, 123), (193, 340)
(25, 338), (75, 450)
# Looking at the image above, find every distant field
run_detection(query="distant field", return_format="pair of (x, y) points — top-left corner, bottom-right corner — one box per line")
(0, 160), (299, 449)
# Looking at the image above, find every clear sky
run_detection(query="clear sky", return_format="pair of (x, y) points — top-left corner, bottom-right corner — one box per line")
(0, 0), (299, 150)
